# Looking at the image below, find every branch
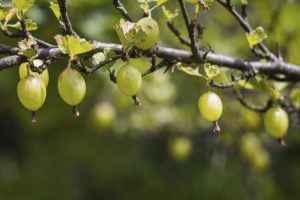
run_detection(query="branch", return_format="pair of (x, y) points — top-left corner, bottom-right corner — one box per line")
(167, 21), (191, 46)
(216, 0), (278, 61)
(0, 44), (19, 55)
(1, 42), (300, 81)
(113, 0), (133, 22)
(57, 0), (77, 36)
(178, 0), (201, 59)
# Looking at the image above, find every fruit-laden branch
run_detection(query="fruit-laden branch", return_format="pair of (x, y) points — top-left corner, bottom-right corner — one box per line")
(0, 42), (300, 81)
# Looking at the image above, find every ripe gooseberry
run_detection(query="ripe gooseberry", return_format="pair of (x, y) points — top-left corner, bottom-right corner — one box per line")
(116, 64), (142, 96)
(58, 67), (86, 116)
(17, 75), (46, 123)
(264, 107), (289, 138)
(198, 91), (223, 122)
(135, 17), (159, 50)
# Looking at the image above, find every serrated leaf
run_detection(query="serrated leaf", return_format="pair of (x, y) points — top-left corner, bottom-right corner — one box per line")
(177, 64), (207, 79)
(162, 6), (178, 20)
(49, 2), (61, 20)
(204, 63), (221, 79)
(12, 0), (34, 13)
(18, 38), (38, 60)
(114, 19), (147, 47)
(246, 26), (267, 47)
(0, 6), (11, 21)
(55, 35), (96, 57)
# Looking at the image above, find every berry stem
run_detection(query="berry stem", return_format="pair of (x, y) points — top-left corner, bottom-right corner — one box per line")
(132, 95), (142, 106)
(213, 121), (221, 133)
(31, 111), (37, 123)
(72, 106), (80, 117)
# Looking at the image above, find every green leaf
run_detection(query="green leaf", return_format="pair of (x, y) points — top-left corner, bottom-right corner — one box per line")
(139, 3), (150, 13)
(49, 2), (61, 20)
(114, 19), (147, 47)
(12, 0), (34, 13)
(6, 19), (38, 31)
(246, 26), (267, 47)
(204, 63), (221, 79)
(18, 38), (38, 60)
(0, 6), (11, 21)
(55, 35), (96, 58)
(177, 64), (207, 79)
(162, 6), (178, 20)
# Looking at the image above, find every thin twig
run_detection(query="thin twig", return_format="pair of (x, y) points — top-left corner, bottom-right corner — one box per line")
(113, 0), (133, 22)
(216, 0), (277, 61)
(57, 0), (78, 36)
(167, 21), (191, 46)
(178, 0), (201, 59)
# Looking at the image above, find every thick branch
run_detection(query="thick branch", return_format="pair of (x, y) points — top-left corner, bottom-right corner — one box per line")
(1, 42), (300, 81)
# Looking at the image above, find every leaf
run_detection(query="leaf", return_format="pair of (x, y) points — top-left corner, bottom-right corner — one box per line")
(139, 3), (150, 13)
(55, 35), (96, 57)
(12, 0), (34, 13)
(49, 2), (61, 20)
(114, 19), (147, 47)
(204, 63), (221, 79)
(177, 64), (207, 79)
(162, 6), (178, 20)
(246, 26), (267, 47)
(4, 7), (16, 23)
(18, 38), (38, 60)
(0, 6), (11, 21)
(7, 19), (38, 31)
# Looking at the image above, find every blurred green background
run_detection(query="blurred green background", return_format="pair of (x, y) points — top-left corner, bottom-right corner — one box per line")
(1, 0), (300, 199)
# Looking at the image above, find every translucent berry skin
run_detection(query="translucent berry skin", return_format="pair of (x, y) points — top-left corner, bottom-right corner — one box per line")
(198, 91), (223, 122)
(116, 64), (142, 96)
(17, 75), (46, 111)
(264, 107), (289, 138)
(58, 67), (86, 106)
(185, 0), (199, 3)
(135, 17), (159, 50)
(19, 63), (49, 87)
